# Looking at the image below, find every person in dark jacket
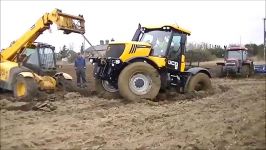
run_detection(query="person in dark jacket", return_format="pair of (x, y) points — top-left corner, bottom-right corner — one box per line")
(74, 53), (87, 88)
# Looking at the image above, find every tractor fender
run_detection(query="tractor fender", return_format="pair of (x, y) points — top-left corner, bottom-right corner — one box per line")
(242, 60), (253, 66)
(185, 67), (211, 78)
(18, 72), (35, 78)
(1, 66), (30, 90)
(127, 57), (159, 69)
(54, 72), (73, 80)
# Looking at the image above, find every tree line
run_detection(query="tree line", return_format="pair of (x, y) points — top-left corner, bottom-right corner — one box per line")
(57, 43), (265, 63)
(186, 43), (265, 62)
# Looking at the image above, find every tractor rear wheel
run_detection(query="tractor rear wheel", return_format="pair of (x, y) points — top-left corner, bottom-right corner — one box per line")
(186, 73), (212, 92)
(13, 75), (38, 101)
(249, 63), (255, 76)
(95, 79), (120, 99)
(118, 62), (161, 101)
(216, 65), (224, 77)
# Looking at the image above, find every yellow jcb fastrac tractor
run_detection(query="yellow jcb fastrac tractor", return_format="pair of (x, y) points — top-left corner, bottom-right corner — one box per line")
(89, 24), (212, 101)
(0, 9), (85, 100)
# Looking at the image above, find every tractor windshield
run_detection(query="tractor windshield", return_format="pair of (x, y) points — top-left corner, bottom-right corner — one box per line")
(140, 30), (171, 57)
(227, 50), (244, 60)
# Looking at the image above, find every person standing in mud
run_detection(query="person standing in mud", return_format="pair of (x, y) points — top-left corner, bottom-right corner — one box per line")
(74, 52), (87, 88)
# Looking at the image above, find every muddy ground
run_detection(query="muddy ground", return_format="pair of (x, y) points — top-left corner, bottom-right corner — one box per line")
(0, 64), (265, 149)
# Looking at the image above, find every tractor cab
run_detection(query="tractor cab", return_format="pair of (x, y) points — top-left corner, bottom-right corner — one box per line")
(21, 42), (57, 76)
(132, 24), (191, 72)
(223, 45), (250, 69)
(216, 45), (254, 77)
(225, 46), (248, 62)
(136, 25), (190, 56)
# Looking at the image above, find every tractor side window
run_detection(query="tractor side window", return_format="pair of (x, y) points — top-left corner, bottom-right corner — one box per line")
(168, 35), (181, 60)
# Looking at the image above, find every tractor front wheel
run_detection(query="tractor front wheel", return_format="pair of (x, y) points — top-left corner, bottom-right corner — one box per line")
(118, 62), (161, 101)
(95, 79), (120, 99)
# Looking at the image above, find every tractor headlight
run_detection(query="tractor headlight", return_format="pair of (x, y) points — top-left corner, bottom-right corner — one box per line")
(89, 59), (93, 63)
(115, 60), (120, 64)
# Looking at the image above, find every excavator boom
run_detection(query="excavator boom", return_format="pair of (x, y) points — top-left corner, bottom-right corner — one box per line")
(0, 9), (85, 61)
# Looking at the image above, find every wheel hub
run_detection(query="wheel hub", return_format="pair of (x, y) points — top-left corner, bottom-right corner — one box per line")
(135, 78), (145, 88)
(129, 73), (152, 95)
(17, 82), (26, 97)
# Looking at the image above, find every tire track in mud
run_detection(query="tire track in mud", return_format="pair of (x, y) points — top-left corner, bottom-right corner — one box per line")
(0, 78), (265, 149)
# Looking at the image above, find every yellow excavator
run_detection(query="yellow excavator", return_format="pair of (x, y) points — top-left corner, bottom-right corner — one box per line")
(0, 9), (85, 100)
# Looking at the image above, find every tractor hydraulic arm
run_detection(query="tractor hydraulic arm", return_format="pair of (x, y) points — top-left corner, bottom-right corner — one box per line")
(0, 9), (85, 62)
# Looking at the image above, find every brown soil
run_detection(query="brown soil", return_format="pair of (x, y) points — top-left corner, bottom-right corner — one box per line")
(0, 64), (265, 149)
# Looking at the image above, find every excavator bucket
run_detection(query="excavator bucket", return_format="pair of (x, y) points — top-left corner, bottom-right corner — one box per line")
(52, 9), (85, 34)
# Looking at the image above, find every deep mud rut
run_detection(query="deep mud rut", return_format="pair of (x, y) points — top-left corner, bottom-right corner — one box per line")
(0, 78), (265, 149)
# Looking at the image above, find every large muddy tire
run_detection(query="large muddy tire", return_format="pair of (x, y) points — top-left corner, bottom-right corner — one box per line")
(95, 79), (120, 99)
(118, 62), (161, 101)
(13, 75), (38, 101)
(241, 65), (250, 77)
(186, 73), (212, 92)
(57, 77), (77, 92)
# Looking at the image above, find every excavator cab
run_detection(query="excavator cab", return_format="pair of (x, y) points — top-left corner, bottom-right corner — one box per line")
(21, 43), (57, 76)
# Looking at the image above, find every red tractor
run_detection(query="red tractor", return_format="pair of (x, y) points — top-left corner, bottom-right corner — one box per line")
(216, 45), (254, 77)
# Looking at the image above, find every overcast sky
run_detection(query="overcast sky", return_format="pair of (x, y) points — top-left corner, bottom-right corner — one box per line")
(1, 0), (265, 52)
